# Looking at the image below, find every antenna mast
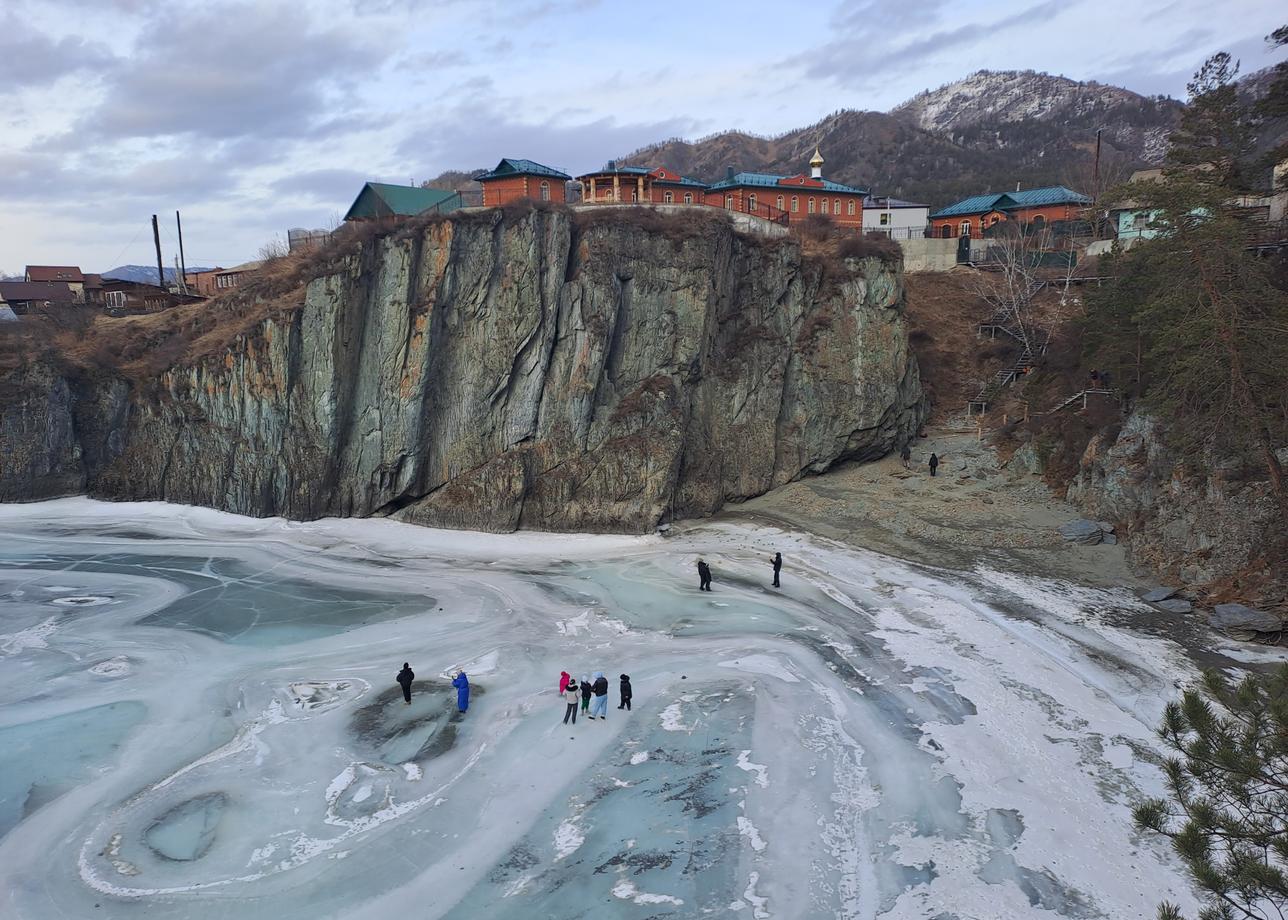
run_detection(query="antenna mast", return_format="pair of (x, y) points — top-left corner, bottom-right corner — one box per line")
(151, 214), (165, 289)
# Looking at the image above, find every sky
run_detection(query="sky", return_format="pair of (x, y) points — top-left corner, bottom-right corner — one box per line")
(1, 0), (1285, 273)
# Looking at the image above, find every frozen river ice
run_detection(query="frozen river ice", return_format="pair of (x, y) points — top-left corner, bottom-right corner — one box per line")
(0, 498), (1209, 918)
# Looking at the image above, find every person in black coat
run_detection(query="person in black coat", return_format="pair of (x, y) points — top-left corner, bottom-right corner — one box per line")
(396, 663), (414, 705)
(771, 551), (782, 588)
(618, 674), (633, 711)
(579, 676), (593, 714)
(697, 559), (712, 591)
(928, 453), (939, 477)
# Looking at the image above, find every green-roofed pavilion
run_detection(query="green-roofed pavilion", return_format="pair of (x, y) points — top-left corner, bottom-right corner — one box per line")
(343, 182), (463, 221)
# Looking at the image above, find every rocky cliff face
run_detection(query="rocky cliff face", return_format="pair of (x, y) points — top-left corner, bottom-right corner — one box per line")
(1, 207), (926, 533)
(1067, 411), (1287, 586)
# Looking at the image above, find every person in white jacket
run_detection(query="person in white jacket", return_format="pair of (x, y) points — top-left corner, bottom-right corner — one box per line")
(562, 677), (580, 724)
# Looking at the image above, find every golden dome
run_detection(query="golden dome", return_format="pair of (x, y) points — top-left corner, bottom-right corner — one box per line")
(809, 146), (825, 168)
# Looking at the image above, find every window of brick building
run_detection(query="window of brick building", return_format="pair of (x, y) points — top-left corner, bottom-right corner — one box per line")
(808, 198), (815, 213)
(683, 192), (692, 204)
(748, 193), (757, 211)
(540, 181), (550, 201)
(833, 199), (841, 215)
(847, 200), (855, 215)
(776, 195), (784, 210)
(791, 196), (799, 212)
(664, 191), (673, 203)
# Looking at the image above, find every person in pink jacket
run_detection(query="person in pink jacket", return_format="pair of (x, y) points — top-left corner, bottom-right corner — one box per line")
(559, 670), (571, 694)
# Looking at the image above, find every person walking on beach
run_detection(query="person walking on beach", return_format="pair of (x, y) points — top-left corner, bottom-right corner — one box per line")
(589, 672), (609, 719)
(579, 675), (593, 715)
(900, 444), (911, 469)
(928, 453), (939, 477)
(618, 674), (633, 711)
(396, 663), (415, 705)
(562, 675), (579, 724)
(452, 670), (470, 714)
(771, 551), (782, 588)
(697, 558), (712, 592)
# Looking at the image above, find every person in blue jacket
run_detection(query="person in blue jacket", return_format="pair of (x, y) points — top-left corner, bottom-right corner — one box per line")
(452, 670), (470, 713)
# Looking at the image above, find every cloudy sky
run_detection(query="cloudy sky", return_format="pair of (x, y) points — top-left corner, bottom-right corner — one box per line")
(2, 0), (1284, 273)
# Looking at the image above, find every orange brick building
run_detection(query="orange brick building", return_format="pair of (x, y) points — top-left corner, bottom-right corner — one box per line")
(703, 148), (867, 228)
(476, 158), (572, 207)
(576, 163), (707, 204)
(929, 186), (1091, 238)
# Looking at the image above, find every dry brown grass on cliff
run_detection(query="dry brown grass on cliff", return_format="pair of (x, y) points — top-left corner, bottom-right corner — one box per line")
(571, 204), (725, 244)
(902, 271), (990, 422)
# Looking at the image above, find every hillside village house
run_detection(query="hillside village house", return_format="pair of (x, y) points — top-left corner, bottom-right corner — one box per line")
(0, 280), (75, 314)
(25, 265), (86, 301)
(929, 186), (1092, 238)
(576, 163), (707, 204)
(100, 279), (202, 315)
(862, 196), (930, 237)
(703, 148), (868, 228)
(475, 159), (572, 206)
(185, 261), (264, 297)
(343, 182), (464, 222)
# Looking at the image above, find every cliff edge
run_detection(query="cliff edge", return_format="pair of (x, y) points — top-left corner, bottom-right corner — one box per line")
(0, 205), (926, 532)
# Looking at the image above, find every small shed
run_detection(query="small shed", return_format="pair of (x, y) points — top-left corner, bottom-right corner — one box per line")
(343, 182), (464, 221)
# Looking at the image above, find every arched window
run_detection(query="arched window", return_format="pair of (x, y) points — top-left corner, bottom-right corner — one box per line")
(776, 195), (784, 210)
(540, 181), (550, 201)
(833, 199), (841, 215)
(808, 197), (816, 213)
(683, 192), (693, 204)
(940, 224), (951, 239)
(960, 220), (971, 237)
(820, 198), (828, 214)
(725, 195), (733, 209)
(663, 191), (673, 204)
(1031, 215), (1045, 230)
(791, 196), (799, 212)
(847, 200), (855, 216)
(748, 193), (757, 211)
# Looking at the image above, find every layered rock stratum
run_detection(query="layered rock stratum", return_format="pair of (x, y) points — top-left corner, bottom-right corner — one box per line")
(1, 206), (926, 532)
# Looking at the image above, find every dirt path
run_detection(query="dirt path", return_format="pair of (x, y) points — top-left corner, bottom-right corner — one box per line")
(718, 426), (1139, 588)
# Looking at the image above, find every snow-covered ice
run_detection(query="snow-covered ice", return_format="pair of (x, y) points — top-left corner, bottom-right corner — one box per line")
(0, 498), (1208, 918)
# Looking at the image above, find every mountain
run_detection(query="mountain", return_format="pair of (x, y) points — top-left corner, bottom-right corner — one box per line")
(615, 71), (1184, 208)
(101, 265), (215, 284)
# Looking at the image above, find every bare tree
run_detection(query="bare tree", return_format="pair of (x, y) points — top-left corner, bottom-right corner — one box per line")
(257, 235), (289, 263)
(969, 222), (1053, 347)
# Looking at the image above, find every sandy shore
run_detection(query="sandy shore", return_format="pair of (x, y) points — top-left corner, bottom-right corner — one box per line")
(719, 426), (1139, 589)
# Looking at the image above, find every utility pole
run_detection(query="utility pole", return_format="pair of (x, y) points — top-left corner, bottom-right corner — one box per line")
(151, 214), (165, 289)
(175, 211), (188, 291)
(1093, 129), (1102, 189)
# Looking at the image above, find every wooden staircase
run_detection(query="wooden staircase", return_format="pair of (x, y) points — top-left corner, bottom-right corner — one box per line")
(967, 302), (1046, 415)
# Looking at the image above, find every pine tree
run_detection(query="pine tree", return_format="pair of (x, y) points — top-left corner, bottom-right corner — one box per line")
(1133, 666), (1288, 920)
(1085, 52), (1288, 513)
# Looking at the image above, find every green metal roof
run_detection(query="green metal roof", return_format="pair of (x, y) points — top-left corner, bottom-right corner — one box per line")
(706, 171), (868, 194)
(476, 158), (572, 182)
(930, 185), (1091, 219)
(343, 182), (461, 220)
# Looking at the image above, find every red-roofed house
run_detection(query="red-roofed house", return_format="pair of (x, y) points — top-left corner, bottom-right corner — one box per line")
(25, 265), (86, 301)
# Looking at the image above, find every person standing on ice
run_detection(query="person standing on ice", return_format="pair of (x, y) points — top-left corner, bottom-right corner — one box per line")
(396, 663), (415, 705)
(771, 551), (782, 588)
(579, 675), (593, 715)
(928, 453), (939, 477)
(618, 674), (633, 711)
(559, 670), (571, 694)
(562, 676), (579, 724)
(452, 670), (470, 713)
(697, 558), (712, 591)
(589, 672), (609, 719)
